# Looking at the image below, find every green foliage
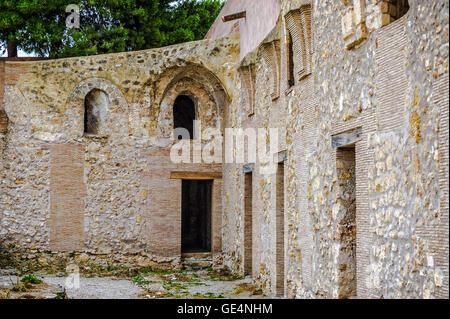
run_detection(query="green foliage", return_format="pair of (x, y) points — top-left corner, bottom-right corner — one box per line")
(20, 273), (43, 284)
(137, 267), (187, 276)
(133, 273), (150, 285)
(0, 289), (11, 299)
(0, 0), (224, 58)
(161, 0), (225, 46)
(55, 290), (67, 299)
(9, 276), (28, 292)
(0, 0), (74, 57)
(207, 267), (243, 281)
(192, 291), (225, 299)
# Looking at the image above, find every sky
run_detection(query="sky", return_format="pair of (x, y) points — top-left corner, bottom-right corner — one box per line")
(1, 49), (36, 58)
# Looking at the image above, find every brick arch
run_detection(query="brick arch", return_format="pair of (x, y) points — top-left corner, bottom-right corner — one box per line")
(158, 78), (221, 139)
(156, 63), (230, 107)
(156, 64), (229, 140)
(258, 40), (281, 100)
(285, 4), (312, 81)
(65, 77), (129, 138)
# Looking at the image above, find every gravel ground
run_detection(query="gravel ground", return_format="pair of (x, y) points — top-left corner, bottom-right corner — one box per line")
(45, 276), (145, 299)
(0, 268), (267, 299)
(0, 273), (144, 299)
(136, 270), (266, 299)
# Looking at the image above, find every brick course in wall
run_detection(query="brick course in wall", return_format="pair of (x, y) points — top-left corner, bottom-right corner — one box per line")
(145, 147), (223, 258)
(221, 0), (448, 299)
(49, 143), (87, 251)
(434, 72), (449, 299)
(260, 40), (282, 100)
(376, 20), (408, 132)
(285, 5), (312, 81)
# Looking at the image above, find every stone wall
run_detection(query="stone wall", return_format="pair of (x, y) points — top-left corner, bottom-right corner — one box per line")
(0, 35), (240, 269)
(221, 0), (449, 299)
(0, 0), (448, 299)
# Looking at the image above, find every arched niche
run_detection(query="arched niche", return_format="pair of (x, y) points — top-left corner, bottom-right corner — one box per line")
(65, 78), (129, 139)
(156, 63), (230, 141)
(84, 88), (108, 135)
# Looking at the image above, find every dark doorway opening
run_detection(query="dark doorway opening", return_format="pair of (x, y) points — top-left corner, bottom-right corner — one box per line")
(181, 180), (212, 253)
(287, 31), (295, 87)
(174, 95), (195, 139)
(336, 144), (357, 298)
(276, 162), (285, 296)
(244, 172), (253, 276)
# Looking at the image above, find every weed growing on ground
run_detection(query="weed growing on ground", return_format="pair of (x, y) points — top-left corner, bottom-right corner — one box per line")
(133, 273), (150, 285)
(207, 268), (243, 281)
(192, 292), (225, 299)
(0, 289), (11, 299)
(21, 273), (43, 284)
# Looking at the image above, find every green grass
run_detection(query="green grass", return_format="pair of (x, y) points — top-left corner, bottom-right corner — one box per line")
(133, 273), (150, 285)
(55, 291), (67, 299)
(162, 281), (189, 291)
(10, 276), (28, 292)
(192, 292), (225, 299)
(186, 281), (206, 286)
(207, 268), (243, 281)
(138, 268), (187, 276)
(0, 290), (11, 299)
(162, 282), (190, 298)
(133, 269), (232, 299)
(233, 285), (245, 295)
(21, 273), (42, 285)
(252, 288), (264, 296)
(105, 262), (118, 272)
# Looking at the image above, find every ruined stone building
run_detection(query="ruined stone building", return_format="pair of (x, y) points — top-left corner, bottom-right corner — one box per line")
(0, 0), (448, 299)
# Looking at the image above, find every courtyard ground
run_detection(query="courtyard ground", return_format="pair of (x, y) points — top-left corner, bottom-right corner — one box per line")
(0, 268), (267, 299)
